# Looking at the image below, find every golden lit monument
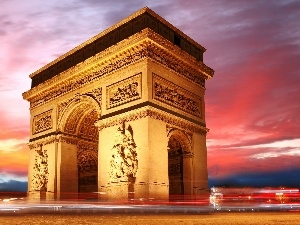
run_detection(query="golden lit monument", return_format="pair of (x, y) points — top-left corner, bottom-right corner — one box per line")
(22, 7), (214, 200)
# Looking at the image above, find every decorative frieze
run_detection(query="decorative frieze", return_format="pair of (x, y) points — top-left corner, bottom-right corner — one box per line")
(153, 74), (202, 118)
(96, 106), (208, 135)
(107, 73), (141, 109)
(25, 36), (211, 109)
(147, 43), (206, 88)
(27, 44), (147, 109)
(32, 109), (53, 134)
(31, 149), (49, 191)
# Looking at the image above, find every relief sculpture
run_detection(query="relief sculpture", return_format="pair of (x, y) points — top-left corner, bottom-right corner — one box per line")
(107, 73), (141, 109)
(33, 109), (53, 134)
(31, 149), (49, 191)
(109, 122), (138, 182)
(153, 75), (202, 118)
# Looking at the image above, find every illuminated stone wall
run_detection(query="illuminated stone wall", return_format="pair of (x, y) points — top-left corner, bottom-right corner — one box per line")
(23, 7), (214, 200)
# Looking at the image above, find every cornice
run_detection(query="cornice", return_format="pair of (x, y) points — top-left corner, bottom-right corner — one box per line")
(23, 29), (151, 100)
(95, 106), (208, 135)
(28, 7), (206, 80)
(28, 135), (57, 149)
(28, 133), (97, 149)
(146, 30), (214, 78)
(23, 30), (213, 109)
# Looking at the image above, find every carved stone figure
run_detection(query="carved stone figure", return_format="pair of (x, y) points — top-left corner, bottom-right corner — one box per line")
(31, 149), (49, 191)
(110, 122), (138, 182)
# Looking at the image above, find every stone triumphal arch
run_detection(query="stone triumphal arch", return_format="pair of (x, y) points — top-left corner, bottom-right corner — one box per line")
(23, 7), (214, 200)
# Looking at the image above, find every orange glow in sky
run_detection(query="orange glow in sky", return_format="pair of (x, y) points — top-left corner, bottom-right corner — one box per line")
(0, 0), (299, 191)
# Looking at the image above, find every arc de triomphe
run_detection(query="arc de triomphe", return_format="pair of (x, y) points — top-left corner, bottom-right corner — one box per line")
(23, 7), (214, 200)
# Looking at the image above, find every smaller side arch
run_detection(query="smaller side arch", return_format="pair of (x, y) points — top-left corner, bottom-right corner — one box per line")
(167, 128), (192, 155)
(167, 128), (193, 198)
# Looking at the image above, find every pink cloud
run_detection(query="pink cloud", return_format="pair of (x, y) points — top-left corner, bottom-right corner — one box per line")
(0, 0), (299, 187)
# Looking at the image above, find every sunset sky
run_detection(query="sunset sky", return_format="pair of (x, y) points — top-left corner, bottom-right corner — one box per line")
(0, 0), (299, 192)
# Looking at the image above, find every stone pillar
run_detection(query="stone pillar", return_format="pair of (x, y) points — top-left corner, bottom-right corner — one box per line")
(43, 141), (56, 200)
(97, 115), (171, 201)
(56, 140), (78, 199)
(27, 139), (56, 200)
(148, 117), (169, 200)
(183, 153), (193, 196)
(192, 133), (209, 195)
(98, 117), (149, 201)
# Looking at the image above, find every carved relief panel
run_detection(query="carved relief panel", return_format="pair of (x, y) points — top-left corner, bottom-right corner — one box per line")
(31, 149), (49, 191)
(106, 73), (142, 109)
(32, 109), (53, 134)
(109, 122), (138, 182)
(153, 74), (202, 118)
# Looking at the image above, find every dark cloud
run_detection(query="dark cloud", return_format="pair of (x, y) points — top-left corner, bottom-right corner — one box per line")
(209, 167), (300, 188)
(0, 180), (27, 192)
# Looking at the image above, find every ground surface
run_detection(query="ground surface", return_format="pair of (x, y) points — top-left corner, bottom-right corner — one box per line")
(0, 212), (299, 225)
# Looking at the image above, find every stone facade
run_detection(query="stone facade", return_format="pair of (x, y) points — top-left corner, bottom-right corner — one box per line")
(23, 7), (214, 201)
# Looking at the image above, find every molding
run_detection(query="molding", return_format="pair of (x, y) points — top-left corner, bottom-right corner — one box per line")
(28, 135), (57, 149)
(23, 30), (213, 109)
(101, 101), (206, 128)
(166, 124), (193, 146)
(28, 7), (208, 84)
(96, 105), (208, 135)
(28, 132), (97, 149)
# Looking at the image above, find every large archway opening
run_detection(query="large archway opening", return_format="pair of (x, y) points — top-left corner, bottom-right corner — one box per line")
(76, 109), (98, 193)
(62, 97), (100, 197)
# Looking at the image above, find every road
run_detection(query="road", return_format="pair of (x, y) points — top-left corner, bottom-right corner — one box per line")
(0, 212), (300, 225)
